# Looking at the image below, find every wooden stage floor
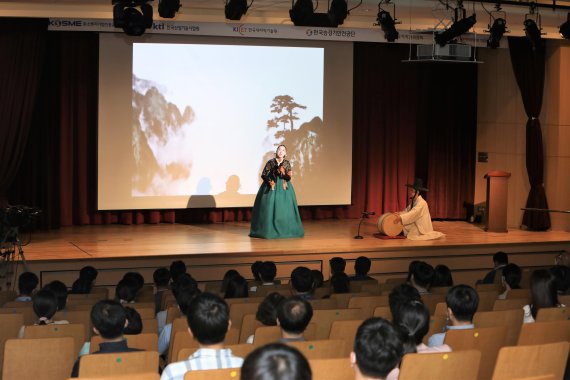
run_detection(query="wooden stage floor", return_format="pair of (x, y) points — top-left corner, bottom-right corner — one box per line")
(22, 219), (570, 262)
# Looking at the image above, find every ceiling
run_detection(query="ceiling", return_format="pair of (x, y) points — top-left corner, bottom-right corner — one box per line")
(1, 0), (569, 38)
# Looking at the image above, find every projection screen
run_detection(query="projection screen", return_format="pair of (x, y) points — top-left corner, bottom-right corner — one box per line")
(98, 33), (353, 210)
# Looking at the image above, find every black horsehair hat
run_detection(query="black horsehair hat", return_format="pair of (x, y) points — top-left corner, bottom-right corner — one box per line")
(405, 178), (428, 192)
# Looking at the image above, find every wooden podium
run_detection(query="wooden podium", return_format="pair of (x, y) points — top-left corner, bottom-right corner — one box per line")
(484, 171), (511, 232)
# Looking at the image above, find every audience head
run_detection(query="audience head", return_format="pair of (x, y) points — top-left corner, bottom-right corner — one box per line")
(122, 272), (144, 293)
(446, 285), (479, 323)
(256, 292), (286, 326)
(331, 272), (350, 294)
(432, 265), (453, 287)
(116, 278), (138, 303)
(221, 270), (240, 292)
(277, 297), (313, 335)
(224, 274), (249, 299)
(43, 280), (68, 311)
(169, 260), (187, 284)
(91, 300), (127, 340)
(173, 281), (201, 316)
(501, 264), (522, 290)
(330, 257), (346, 275)
(18, 271), (39, 296)
(393, 300), (430, 354)
(123, 306), (142, 335)
(259, 261), (277, 283)
(530, 269), (558, 319)
(79, 266), (98, 282)
(187, 293), (230, 345)
(311, 270), (324, 288)
(354, 256), (372, 276)
(493, 251), (509, 267)
(389, 283), (421, 319)
(251, 261), (263, 282)
(410, 261), (435, 290)
(290, 267), (314, 294)
(406, 260), (420, 282)
(173, 273), (198, 294)
(241, 343), (311, 380)
(352, 317), (404, 380)
(555, 251), (570, 267)
(153, 267), (171, 288)
(550, 265), (570, 294)
(32, 289), (58, 324)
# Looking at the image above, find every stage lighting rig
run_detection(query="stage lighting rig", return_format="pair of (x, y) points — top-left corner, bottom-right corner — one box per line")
(289, 0), (348, 27)
(112, 0), (153, 36)
(434, 6), (476, 47)
(524, 4), (544, 51)
(375, 1), (400, 42)
(225, 0), (250, 21)
(158, 0), (180, 19)
(560, 13), (570, 39)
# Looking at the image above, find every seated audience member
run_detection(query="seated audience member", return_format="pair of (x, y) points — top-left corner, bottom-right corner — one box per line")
(290, 267), (314, 299)
(169, 260), (187, 285)
(19, 289), (69, 337)
(311, 270), (324, 289)
(550, 265), (570, 295)
(432, 265), (453, 287)
(15, 271), (39, 301)
(116, 278), (138, 304)
(388, 284), (421, 320)
(161, 293), (243, 380)
(250, 261), (278, 292)
(240, 343), (311, 380)
(409, 261), (435, 295)
(221, 269), (240, 293)
(251, 261), (263, 283)
(70, 266), (98, 294)
(331, 272), (350, 294)
(157, 273), (199, 334)
(523, 269), (565, 323)
(406, 260), (421, 283)
(153, 267), (171, 315)
(351, 256), (375, 282)
(79, 305), (143, 356)
(123, 271), (145, 296)
(158, 276), (201, 355)
(71, 300), (141, 377)
(480, 251), (508, 284)
(498, 263), (522, 299)
(428, 285), (478, 347)
(225, 275), (249, 299)
(247, 292), (287, 344)
(43, 280), (68, 311)
(276, 297), (313, 343)
(394, 300), (451, 354)
(351, 318), (404, 380)
(330, 257), (346, 276)
(555, 251), (570, 267)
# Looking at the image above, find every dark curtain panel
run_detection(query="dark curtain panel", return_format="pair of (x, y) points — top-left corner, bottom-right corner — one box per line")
(414, 63), (477, 219)
(0, 19), (48, 207)
(6, 30), (477, 228)
(508, 37), (550, 231)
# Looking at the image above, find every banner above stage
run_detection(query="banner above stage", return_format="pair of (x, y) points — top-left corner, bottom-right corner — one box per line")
(48, 18), (491, 46)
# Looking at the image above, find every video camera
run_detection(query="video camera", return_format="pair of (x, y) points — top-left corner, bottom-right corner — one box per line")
(0, 205), (41, 243)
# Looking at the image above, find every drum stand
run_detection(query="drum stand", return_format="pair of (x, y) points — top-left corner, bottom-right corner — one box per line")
(354, 211), (375, 239)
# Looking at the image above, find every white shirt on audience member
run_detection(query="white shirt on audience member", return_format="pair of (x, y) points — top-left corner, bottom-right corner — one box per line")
(160, 348), (243, 380)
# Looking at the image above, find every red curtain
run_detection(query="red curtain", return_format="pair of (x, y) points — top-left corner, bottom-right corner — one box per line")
(6, 28), (476, 228)
(508, 37), (550, 231)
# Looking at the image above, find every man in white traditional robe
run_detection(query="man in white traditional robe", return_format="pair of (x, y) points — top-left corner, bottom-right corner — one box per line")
(394, 179), (445, 241)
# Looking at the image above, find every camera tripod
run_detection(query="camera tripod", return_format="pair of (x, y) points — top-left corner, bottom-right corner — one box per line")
(0, 227), (28, 291)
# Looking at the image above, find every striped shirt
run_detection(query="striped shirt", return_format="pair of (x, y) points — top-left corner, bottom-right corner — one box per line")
(160, 348), (243, 380)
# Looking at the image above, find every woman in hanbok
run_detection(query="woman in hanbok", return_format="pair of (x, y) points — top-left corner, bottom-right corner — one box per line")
(249, 145), (304, 239)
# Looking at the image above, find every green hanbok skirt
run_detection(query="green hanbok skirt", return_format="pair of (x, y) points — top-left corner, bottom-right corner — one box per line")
(249, 177), (304, 239)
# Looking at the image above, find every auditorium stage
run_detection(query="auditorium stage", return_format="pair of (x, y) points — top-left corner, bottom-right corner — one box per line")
(16, 220), (570, 287)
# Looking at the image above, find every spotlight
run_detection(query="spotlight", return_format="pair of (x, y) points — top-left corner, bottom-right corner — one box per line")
(112, 0), (153, 36)
(158, 0), (180, 19)
(524, 18), (542, 51)
(225, 0), (249, 21)
(329, 0), (348, 25)
(289, 0), (344, 27)
(434, 12), (476, 47)
(560, 13), (570, 39)
(487, 18), (506, 48)
(377, 10), (399, 42)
